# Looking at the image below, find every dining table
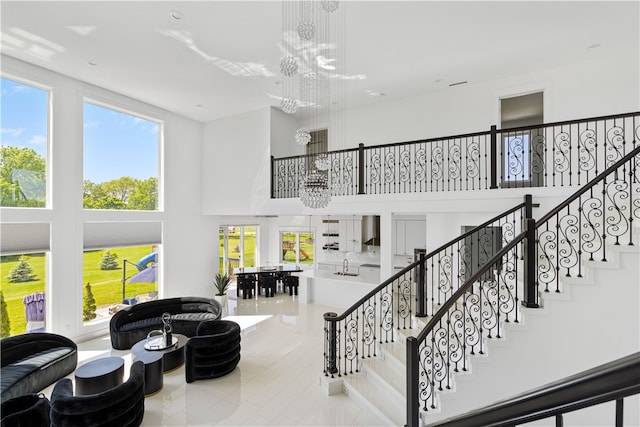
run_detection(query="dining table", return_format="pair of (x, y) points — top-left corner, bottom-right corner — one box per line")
(233, 264), (303, 298)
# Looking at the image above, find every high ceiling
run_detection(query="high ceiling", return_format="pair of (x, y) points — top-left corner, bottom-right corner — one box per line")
(2, 1), (638, 123)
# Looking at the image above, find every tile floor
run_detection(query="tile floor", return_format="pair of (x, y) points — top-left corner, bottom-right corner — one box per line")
(42, 289), (390, 426)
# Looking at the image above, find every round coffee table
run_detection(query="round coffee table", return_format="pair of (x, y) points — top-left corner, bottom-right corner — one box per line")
(74, 356), (124, 395)
(131, 333), (187, 372)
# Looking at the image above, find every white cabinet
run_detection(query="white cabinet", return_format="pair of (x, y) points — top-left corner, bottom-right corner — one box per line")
(339, 218), (362, 252)
(394, 219), (426, 255)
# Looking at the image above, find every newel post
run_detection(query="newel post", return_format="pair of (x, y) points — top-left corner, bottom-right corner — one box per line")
(416, 253), (427, 317)
(324, 312), (339, 376)
(270, 155), (275, 198)
(490, 125), (498, 189)
(358, 143), (366, 194)
(522, 217), (540, 308)
(406, 336), (420, 427)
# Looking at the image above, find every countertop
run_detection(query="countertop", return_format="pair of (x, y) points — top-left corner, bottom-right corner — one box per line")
(298, 269), (379, 285)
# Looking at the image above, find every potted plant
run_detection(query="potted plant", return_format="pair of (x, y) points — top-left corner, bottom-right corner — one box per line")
(213, 272), (231, 306)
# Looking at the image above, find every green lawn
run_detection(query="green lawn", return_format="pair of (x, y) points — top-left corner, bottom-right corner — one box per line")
(0, 246), (156, 336)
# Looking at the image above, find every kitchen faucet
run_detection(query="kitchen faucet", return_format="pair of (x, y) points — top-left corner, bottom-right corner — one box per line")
(342, 258), (349, 274)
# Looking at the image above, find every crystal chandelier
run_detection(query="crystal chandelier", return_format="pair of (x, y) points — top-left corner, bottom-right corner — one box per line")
(279, 0), (343, 208)
(299, 170), (331, 209)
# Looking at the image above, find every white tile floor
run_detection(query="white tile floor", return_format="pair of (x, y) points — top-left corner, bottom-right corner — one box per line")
(42, 289), (389, 426)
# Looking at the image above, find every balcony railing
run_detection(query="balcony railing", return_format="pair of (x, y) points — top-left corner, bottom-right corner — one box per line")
(272, 111), (639, 198)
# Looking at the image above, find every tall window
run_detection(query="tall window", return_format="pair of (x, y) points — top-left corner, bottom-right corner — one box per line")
(83, 101), (160, 210)
(0, 252), (46, 337)
(280, 231), (314, 265)
(82, 245), (158, 324)
(0, 77), (49, 208)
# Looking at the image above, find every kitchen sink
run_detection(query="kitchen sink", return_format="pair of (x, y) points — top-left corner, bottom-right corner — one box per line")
(334, 272), (359, 277)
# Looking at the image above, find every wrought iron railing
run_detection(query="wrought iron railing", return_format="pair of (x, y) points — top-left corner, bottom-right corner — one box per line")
(273, 111), (639, 198)
(534, 145), (640, 296)
(426, 352), (640, 427)
(405, 146), (640, 426)
(323, 195), (533, 378)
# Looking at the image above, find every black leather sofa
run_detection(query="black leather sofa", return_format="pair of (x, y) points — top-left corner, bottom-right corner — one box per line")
(109, 297), (222, 350)
(0, 332), (78, 404)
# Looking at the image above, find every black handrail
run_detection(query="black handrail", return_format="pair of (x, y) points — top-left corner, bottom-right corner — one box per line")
(426, 352), (640, 427)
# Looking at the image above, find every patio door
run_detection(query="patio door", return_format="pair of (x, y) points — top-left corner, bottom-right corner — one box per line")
(219, 225), (257, 277)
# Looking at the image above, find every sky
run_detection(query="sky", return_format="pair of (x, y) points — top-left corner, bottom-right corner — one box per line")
(1, 77), (159, 184)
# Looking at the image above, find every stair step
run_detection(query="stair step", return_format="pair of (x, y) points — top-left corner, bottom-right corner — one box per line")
(343, 363), (405, 427)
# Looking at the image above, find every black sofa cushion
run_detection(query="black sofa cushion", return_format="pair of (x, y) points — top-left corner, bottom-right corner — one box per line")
(0, 333), (77, 404)
(109, 297), (222, 350)
(50, 361), (145, 427)
(0, 393), (51, 427)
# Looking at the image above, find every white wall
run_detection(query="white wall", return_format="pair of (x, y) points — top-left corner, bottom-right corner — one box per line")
(336, 51), (639, 150)
(202, 108), (272, 215)
(1, 56), (215, 341)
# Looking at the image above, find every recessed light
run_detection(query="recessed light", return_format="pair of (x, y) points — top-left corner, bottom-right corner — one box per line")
(587, 43), (600, 50)
(169, 10), (184, 20)
(366, 90), (385, 97)
(88, 60), (98, 66)
(196, 104), (203, 108)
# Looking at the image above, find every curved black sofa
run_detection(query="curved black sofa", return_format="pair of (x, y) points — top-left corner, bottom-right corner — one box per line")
(110, 297), (222, 350)
(185, 320), (241, 383)
(50, 360), (145, 427)
(0, 332), (77, 404)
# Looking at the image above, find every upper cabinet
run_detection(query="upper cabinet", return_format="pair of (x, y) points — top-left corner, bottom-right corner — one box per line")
(339, 217), (362, 252)
(394, 219), (426, 255)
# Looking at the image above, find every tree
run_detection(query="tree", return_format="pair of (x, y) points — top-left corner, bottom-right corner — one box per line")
(99, 250), (119, 270)
(83, 282), (97, 321)
(0, 146), (46, 207)
(7, 256), (37, 282)
(0, 291), (10, 338)
(128, 177), (158, 210)
(83, 176), (157, 210)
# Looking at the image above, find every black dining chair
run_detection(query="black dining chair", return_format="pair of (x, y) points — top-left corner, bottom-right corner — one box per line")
(237, 275), (255, 299)
(258, 274), (277, 297)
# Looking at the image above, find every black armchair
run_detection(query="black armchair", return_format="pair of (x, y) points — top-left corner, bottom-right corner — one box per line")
(50, 361), (145, 427)
(185, 320), (241, 383)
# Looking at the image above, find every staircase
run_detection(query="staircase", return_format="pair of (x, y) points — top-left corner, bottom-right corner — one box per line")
(322, 147), (640, 427)
(335, 236), (639, 426)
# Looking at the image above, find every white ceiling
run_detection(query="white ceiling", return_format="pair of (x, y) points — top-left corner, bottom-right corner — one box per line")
(2, 1), (638, 123)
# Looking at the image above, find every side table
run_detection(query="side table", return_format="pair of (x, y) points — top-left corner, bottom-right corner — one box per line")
(74, 356), (124, 395)
(133, 351), (163, 396)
